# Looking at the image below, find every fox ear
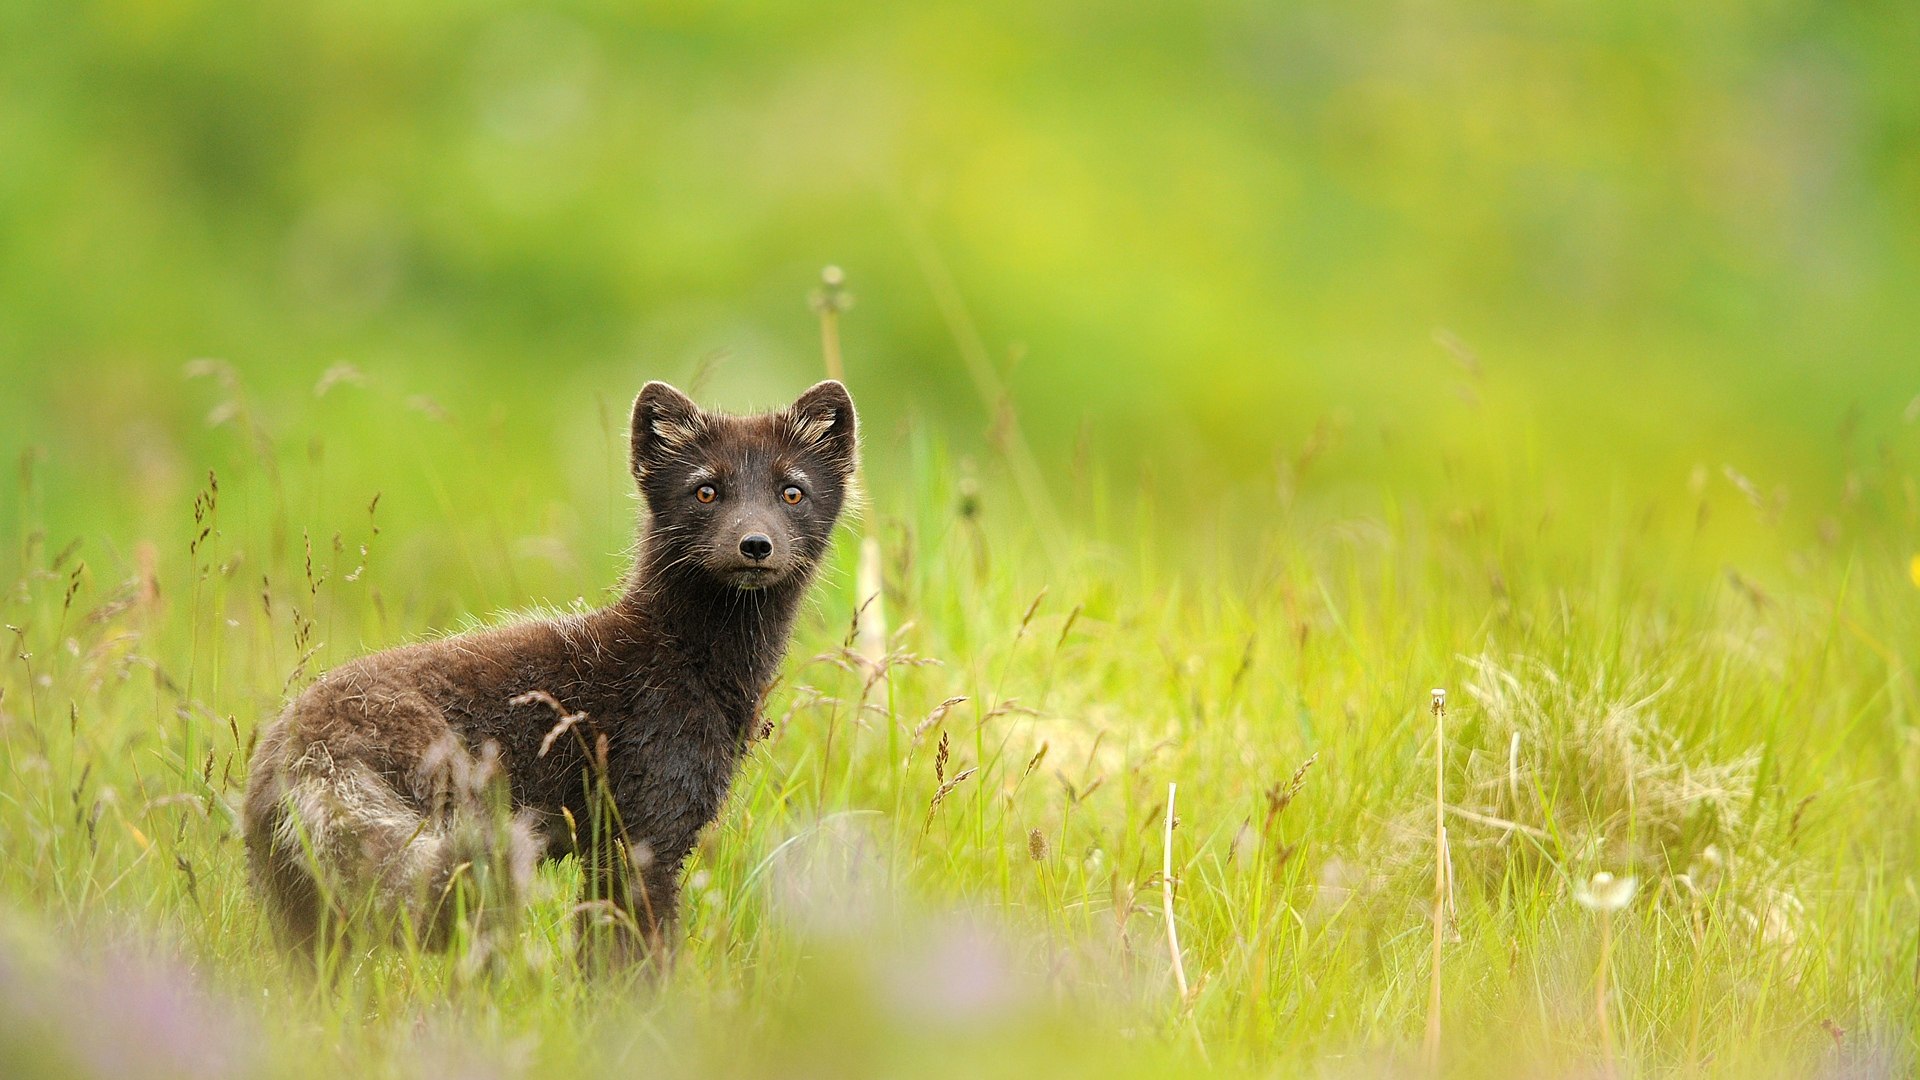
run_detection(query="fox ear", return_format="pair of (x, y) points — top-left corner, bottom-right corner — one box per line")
(786, 380), (857, 474)
(630, 381), (706, 479)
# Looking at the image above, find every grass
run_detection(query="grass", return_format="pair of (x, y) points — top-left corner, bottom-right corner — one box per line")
(1, 362), (1917, 1079)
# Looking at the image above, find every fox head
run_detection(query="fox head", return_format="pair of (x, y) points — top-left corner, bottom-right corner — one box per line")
(629, 380), (857, 592)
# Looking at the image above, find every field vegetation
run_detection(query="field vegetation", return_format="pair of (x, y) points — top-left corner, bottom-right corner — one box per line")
(4, 2), (1919, 1075)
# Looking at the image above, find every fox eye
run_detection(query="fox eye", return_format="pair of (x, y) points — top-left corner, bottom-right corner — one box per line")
(695, 485), (718, 504)
(781, 485), (804, 505)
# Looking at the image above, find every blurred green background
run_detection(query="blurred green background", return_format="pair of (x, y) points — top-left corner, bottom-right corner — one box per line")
(3, 0), (1917, 554)
(2, 11), (1918, 1074)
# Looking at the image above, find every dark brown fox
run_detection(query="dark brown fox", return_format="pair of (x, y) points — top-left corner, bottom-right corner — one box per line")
(242, 379), (857, 960)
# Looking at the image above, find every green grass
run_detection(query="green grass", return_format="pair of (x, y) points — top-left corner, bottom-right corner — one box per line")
(5, 2), (1918, 1073)
(1, 365), (1917, 1079)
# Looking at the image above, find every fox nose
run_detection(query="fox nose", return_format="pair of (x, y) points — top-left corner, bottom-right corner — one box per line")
(739, 534), (773, 561)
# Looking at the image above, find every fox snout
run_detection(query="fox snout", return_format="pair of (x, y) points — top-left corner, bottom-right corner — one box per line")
(720, 512), (792, 584)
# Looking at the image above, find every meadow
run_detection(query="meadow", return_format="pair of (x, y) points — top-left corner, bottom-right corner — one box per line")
(4, 2), (1920, 1076)
(2, 342), (1915, 1078)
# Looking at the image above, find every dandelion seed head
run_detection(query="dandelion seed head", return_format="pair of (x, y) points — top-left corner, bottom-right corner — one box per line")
(1574, 871), (1638, 912)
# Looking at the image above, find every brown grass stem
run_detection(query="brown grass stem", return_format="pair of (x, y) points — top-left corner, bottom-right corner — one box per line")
(812, 266), (886, 669)
(895, 209), (1068, 568)
(1599, 908), (1618, 1080)
(1162, 781), (1208, 1063)
(1424, 688), (1447, 1074)
(1163, 781), (1190, 1003)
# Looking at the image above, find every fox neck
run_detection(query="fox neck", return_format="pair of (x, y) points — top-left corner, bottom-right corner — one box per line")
(616, 541), (812, 695)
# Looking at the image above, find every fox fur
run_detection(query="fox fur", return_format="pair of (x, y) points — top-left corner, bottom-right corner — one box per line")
(242, 379), (857, 961)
